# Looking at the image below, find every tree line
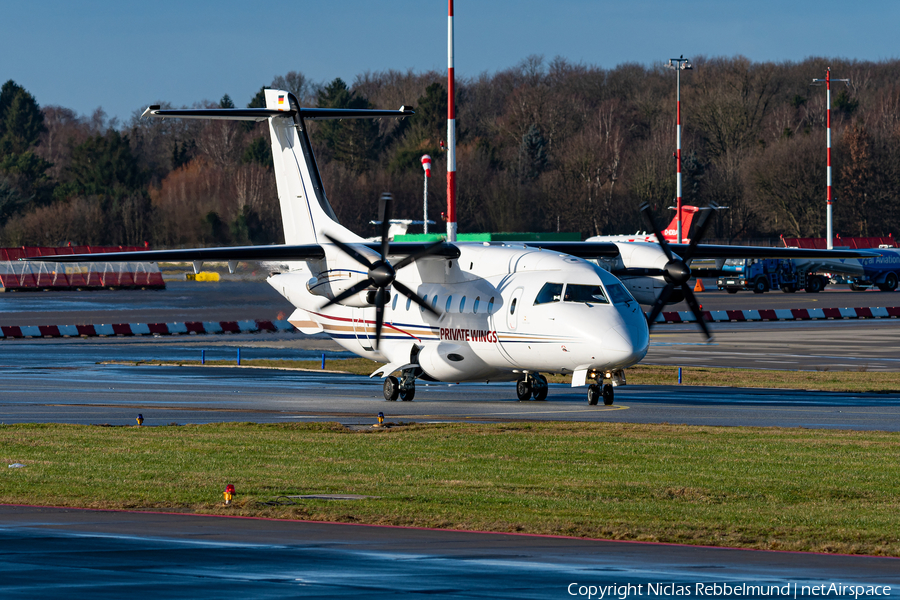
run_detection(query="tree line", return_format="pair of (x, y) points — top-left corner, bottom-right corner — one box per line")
(2, 55), (899, 248)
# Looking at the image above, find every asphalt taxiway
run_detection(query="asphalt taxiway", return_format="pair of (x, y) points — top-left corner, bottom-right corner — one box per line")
(0, 320), (898, 429)
(2, 506), (898, 599)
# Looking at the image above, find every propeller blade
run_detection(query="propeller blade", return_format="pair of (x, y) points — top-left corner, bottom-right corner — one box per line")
(393, 280), (440, 317)
(392, 239), (449, 271)
(322, 279), (373, 308)
(682, 204), (717, 262)
(373, 287), (386, 349)
(645, 284), (674, 331)
(682, 285), (713, 341)
(640, 202), (674, 262)
(379, 193), (392, 260)
(323, 234), (375, 269)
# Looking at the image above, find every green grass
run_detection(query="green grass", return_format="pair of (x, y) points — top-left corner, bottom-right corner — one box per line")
(2, 422), (899, 555)
(117, 359), (900, 393)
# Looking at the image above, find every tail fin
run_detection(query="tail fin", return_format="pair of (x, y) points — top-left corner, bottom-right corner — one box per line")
(142, 92), (413, 245)
(263, 90), (343, 245)
(663, 205), (700, 243)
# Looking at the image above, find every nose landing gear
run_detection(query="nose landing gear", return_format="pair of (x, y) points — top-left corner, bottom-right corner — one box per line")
(587, 384), (614, 406)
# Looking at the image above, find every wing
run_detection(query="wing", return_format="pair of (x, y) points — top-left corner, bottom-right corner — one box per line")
(666, 244), (874, 260)
(23, 242), (460, 264)
(524, 241), (871, 260)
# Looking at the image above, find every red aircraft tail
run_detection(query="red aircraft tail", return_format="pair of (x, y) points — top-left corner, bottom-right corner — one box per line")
(662, 206), (700, 243)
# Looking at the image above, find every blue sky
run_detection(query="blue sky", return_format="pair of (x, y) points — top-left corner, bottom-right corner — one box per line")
(3, 0), (898, 122)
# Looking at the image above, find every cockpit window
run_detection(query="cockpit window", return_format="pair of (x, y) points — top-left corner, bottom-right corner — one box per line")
(534, 282), (563, 305)
(563, 284), (609, 304)
(606, 282), (636, 305)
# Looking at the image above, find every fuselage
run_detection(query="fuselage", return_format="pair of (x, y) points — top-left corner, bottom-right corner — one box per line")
(271, 243), (649, 383)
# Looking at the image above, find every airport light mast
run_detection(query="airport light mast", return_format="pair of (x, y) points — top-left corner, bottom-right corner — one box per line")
(812, 68), (850, 250)
(667, 56), (692, 244)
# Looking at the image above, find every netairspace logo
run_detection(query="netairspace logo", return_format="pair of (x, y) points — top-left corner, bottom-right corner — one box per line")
(566, 582), (894, 599)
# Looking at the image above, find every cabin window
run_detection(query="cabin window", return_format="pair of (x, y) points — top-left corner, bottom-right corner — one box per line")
(473, 296), (480, 313)
(510, 297), (518, 315)
(534, 282), (563, 305)
(459, 296), (466, 312)
(406, 296), (412, 311)
(488, 297), (495, 314)
(432, 295), (439, 310)
(563, 284), (609, 304)
(446, 295), (453, 312)
(421, 294), (428, 312)
(392, 294), (398, 310)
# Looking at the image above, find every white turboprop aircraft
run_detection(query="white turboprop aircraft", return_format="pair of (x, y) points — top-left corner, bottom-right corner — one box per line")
(30, 90), (868, 405)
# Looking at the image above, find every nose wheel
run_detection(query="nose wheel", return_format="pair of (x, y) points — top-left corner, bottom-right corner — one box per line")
(587, 384), (614, 406)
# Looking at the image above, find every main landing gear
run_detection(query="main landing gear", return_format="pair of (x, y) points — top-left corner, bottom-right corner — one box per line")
(587, 384), (614, 406)
(383, 372), (416, 402)
(516, 373), (549, 401)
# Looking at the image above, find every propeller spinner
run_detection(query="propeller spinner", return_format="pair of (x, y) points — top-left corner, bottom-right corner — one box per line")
(322, 193), (445, 349)
(640, 202), (718, 341)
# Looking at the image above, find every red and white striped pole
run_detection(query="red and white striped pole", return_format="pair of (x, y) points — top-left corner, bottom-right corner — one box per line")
(667, 56), (692, 243)
(446, 0), (457, 242)
(676, 68), (682, 243)
(813, 68), (849, 250)
(826, 69), (833, 250)
(421, 154), (432, 234)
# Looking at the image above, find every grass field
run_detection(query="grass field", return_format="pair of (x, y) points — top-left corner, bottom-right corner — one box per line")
(120, 359), (900, 393)
(2, 422), (899, 555)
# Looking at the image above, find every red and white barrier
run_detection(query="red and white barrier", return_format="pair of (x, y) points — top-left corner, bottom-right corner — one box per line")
(0, 246), (165, 291)
(0, 319), (297, 339)
(653, 306), (900, 324)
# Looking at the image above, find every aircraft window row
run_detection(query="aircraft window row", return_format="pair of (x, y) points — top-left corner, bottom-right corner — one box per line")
(403, 292), (495, 314)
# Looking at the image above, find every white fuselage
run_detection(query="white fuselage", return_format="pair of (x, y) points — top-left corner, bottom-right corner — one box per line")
(271, 244), (649, 383)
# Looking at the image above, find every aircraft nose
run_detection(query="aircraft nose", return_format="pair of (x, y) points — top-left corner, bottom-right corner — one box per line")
(604, 319), (649, 366)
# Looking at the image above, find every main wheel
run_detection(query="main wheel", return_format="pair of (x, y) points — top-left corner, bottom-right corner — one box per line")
(587, 384), (600, 406)
(753, 278), (768, 294)
(532, 374), (548, 401)
(602, 384), (614, 406)
(781, 284), (796, 293)
(805, 276), (824, 293)
(383, 376), (400, 401)
(516, 379), (532, 401)
(878, 272), (898, 292)
(399, 386), (415, 402)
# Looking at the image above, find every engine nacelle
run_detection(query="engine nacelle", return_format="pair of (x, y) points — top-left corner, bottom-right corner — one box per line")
(596, 242), (684, 305)
(306, 271), (375, 307)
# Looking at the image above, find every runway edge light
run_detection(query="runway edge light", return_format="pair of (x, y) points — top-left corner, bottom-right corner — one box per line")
(224, 484), (235, 506)
(136, 414), (143, 427)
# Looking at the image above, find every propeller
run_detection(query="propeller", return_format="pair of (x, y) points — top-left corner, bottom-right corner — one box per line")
(641, 202), (718, 341)
(322, 192), (445, 349)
